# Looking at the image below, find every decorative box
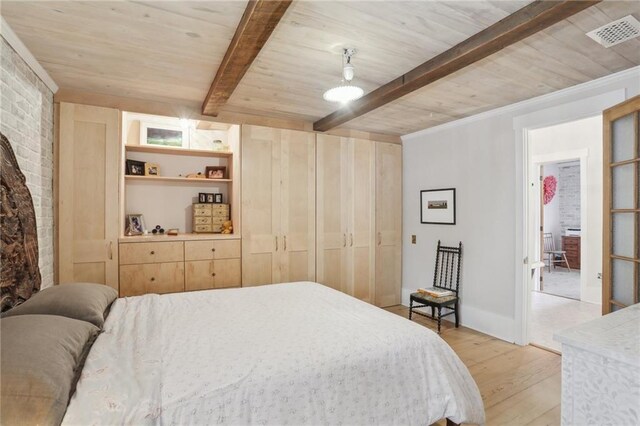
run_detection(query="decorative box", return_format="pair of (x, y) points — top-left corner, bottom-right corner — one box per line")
(192, 203), (229, 233)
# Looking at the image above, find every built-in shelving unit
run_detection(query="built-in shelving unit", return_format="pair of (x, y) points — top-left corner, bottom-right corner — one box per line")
(120, 111), (241, 238)
(125, 144), (233, 158)
(124, 175), (232, 184)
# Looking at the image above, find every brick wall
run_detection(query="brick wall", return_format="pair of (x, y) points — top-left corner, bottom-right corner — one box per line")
(0, 36), (54, 288)
(559, 164), (580, 236)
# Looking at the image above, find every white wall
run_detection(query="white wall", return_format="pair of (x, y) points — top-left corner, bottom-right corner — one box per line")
(542, 163), (561, 250)
(401, 67), (639, 342)
(530, 116), (602, 304)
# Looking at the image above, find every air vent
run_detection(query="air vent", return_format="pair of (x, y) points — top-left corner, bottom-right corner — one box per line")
(586, 15), (640, 48)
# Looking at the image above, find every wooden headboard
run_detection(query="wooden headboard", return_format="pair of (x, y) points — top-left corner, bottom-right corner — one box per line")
(1, 132), (41, 312)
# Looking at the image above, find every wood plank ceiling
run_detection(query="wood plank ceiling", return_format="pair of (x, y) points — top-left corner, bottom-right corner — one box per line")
(3, 1), (639, 136)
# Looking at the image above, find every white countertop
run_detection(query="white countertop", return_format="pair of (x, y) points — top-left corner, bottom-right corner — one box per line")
(554, 303), (639, 367)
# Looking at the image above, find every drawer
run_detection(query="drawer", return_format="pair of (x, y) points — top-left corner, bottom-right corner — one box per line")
(194, 208), (212, 216)
(185, 239), (241, 261)
(194, 216), (212, 225)
(193, 204), (212, 211)
(194, 224), (213, 233)
(119, 241), (184, 265)
(185, 258), (241, 291)
(119, 262), (184, 297)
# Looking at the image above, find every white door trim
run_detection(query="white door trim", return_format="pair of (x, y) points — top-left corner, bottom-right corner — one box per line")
(512, 89), (625, 346)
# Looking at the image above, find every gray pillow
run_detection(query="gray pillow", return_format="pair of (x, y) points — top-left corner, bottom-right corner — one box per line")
(2, 283), (118, 328)
(1, 315), (99, 426)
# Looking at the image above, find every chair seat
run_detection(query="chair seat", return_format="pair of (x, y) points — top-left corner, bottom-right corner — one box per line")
(410, 292), (457, 305)
(545, 250), (566, 255)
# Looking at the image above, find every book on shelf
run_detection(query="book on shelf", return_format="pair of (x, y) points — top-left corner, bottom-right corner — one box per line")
(417, 287), (455, 298)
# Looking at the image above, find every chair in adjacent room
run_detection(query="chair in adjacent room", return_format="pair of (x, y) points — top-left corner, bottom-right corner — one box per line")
(543, 232), (571, 273)
(409, 241), (462, 334)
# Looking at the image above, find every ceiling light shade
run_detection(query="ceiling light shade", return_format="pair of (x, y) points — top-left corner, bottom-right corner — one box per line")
(323, 85), (364, 103)
(323, 48), (363, 104)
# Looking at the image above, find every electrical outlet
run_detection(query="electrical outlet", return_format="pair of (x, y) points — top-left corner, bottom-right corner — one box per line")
(597, 273), (602, 279)
(411, 235), (416, 244)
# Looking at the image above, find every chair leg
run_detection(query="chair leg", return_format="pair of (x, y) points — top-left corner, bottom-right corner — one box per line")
(563, 254), (571, 272)
(547, 253), (551, 273)
(409, 298), (413, 320)
(431, 306), (435, 319)
(437, 307), (442, 334)
(454, 302), (459, 328)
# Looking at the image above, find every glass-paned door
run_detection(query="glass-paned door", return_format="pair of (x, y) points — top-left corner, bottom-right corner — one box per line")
(603, 96), (640, 314)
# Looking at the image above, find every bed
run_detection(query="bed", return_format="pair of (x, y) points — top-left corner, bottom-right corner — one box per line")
(62, 282), (484, 425)
(1, 134), (483, 425)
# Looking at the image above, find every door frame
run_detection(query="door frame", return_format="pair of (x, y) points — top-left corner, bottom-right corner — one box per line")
(513, 89), (625, 345)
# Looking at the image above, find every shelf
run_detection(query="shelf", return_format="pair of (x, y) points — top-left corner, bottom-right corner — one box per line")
(125, 175), (232, 183)
(125, 144), (232, 158)
(119, 233), (240, 243)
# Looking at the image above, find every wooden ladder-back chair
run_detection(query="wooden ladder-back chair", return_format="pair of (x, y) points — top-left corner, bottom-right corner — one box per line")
(543, 233), (571, 273)
(409, 241), (462, 334)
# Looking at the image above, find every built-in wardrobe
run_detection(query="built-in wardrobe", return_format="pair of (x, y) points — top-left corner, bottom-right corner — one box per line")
(241, 125), (316, 286)
(242, 126), (402, 307)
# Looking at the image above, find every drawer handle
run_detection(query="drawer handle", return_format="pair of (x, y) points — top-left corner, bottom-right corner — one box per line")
(150, 277), (155, 282)
(212, 273), (216, 277)
(211, 248), (216, 252)
(150, 251), (155, 255)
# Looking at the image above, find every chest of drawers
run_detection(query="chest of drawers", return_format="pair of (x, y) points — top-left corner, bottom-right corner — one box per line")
(562, 236), (581, 270)
(118, 237), (241, 296)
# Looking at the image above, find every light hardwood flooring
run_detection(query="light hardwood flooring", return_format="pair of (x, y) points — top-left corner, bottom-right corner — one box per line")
(384, 305), (561, 426)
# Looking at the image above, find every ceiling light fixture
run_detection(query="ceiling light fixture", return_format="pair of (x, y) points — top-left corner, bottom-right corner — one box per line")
(323, 48), (364, 104)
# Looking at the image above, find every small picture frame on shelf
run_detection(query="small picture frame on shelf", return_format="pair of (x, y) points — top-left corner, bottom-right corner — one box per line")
(214, 193), (223, 204)
(144, 162), (160, 176)
(140, 122), (187, 148)
(205, 166), (227, 180)
(125, 159), (145, 176)
(125, 214), (146, 235)
(198, 193), (207, 203)
(206, 193), (215, 203)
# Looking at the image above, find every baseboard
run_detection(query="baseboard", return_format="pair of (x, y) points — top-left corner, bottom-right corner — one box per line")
(402, 288), (517, 343)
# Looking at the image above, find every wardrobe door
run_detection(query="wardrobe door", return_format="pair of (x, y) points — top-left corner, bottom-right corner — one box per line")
(58, 103), (119, 289)
(349, 138), (376, 303)
(375, 142), (402, 307)
(316, 135), (349, 292)
(279, 129), (316, 282)
(241, 125), (282, 286)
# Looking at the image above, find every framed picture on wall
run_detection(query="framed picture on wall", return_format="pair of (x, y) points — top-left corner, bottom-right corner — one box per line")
(140, 122), (187, 148)
(420, 188), (456, 225)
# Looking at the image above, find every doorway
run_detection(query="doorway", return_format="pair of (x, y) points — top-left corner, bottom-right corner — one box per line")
(525, 116), (602, 352)
(539, 160), (581, 300)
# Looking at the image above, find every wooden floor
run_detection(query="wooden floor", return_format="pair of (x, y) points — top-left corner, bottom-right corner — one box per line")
(384, 305), (562, 426)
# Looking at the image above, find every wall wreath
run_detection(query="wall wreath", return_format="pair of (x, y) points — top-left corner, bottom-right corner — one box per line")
(543, 175), (557, 205)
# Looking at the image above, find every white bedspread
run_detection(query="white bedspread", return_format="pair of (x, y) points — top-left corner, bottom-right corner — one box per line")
(64, 282), (484, 425)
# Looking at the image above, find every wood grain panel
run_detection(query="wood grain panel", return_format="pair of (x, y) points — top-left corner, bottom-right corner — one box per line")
(375, 142), (402, 307)
(58, 103), (119, 289)
(119, 262), (185, 297)
(119, 241), (184, 265)
(185, 239), (241, 261)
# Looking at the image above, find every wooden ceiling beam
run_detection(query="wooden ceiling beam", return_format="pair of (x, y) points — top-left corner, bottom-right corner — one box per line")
(313, 0), (601, 132)
(202, 0), (292, 116)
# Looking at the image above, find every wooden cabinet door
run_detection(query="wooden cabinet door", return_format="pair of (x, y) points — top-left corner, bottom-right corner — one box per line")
(213, 258), (242, 288)
(349, 138), (376, 303)
(58, 103), (119, 289)
(185, 260), (214, 291)
(375, 142), (402, 307)
(241, 125), (282, 286)
(279, 129), (316, 283)
(316, 135), (349, 292)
